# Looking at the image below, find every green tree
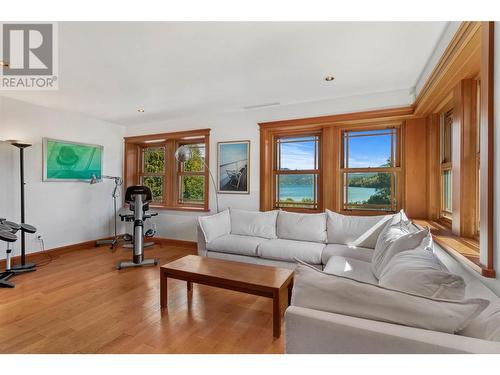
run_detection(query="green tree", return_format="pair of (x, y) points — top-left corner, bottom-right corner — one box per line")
(347, 157), (392, 207)
(181, 145), (205, 203)
(143, 147), (165, 201)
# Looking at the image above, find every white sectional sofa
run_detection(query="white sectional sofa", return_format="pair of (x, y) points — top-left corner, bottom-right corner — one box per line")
(197, 208), (390, 270)
(197, 208), (500, 353)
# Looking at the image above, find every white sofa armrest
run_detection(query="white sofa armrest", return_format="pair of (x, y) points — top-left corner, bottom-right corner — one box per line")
(197, 223), (208, 257)
(285, 306), (500, 354)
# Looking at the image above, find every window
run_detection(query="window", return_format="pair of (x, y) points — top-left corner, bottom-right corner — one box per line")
(440, 109), (453, 219)
(141, 146), (165, 202)
(177, 142), (206, 205)
(273, 134), (320, 210)
(341, 127), (400, 211)
(124, 129), (210, 211)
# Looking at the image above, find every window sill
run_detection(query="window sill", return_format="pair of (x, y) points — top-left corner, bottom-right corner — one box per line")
(123, 203), (210, 213)
(149, 205), (210, 213)
(413, 219), (496, 278)
(340, 209), (397, 216)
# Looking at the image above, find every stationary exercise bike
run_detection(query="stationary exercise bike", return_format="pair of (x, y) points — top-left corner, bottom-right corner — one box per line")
(0, 218), (37, 288)
(117, 186), (159, 270)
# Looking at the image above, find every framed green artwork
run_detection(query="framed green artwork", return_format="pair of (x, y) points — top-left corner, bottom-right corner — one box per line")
(43, 138), (103, 182)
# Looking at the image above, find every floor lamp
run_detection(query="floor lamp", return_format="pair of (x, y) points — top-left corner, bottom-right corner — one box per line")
(175, 145), (219, 213)
(90, 174), (123, 249)
(7, 140), (36, 273)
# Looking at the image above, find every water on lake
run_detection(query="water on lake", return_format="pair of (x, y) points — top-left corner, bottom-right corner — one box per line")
(279, 185), (377, 203)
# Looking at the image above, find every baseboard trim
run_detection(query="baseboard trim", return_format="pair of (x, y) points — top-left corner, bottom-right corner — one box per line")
(0, 237), (109, 268)
(0, 236), (197, 268)
(152, 237), (197, 249)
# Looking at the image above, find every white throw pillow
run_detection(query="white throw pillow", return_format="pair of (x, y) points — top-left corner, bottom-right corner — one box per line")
(291, 261), (489, 334)
(379, 249), (466, 300)
(371, 228), (430, 279)
(198, 209), (231, 243)
(325, 209), (392, 248)
(277, 211), (327, 243)
(230, 208), (278, 239)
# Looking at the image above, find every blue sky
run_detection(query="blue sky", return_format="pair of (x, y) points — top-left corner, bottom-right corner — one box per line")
(347, 134), (391, 168)
(280, 134), (391, 170)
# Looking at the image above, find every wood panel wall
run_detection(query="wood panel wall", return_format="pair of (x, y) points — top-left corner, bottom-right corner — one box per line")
(452, 79), (478, 237)
(404, 118), (428, 219)
(425, 114), (441, 220)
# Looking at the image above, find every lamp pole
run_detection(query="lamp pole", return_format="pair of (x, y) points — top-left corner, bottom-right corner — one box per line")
(8, 140), (36, 272)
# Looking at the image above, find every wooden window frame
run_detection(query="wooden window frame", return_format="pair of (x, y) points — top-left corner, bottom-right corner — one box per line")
(340, 125), (401, 213)
(273, 132), (321, 212)
(259, 109), (411, 215)
(124, 129), (210, 212)
(439, 108), (454, 221)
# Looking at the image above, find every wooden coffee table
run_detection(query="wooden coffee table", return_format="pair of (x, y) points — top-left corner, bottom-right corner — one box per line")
(160, 255), (294, 338)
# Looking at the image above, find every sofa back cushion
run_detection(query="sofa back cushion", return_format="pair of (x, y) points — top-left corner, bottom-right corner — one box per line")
(230, 209), (278, 239)
(371, 227), (430, 279)
(326, 210), (392, 248)
(198, 209), (231, 243)
(277, 211), (327, 243)
(379, 249), (466, 300)
(291, 261), (489, 334)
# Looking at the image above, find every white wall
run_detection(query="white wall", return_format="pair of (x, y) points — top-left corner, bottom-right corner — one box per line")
(0, 96), (125, 259)
(124, 89), (414, 241)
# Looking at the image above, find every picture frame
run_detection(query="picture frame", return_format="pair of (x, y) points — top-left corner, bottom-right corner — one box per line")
(43, 137), (103, 182)
(217, 140), (250, 194)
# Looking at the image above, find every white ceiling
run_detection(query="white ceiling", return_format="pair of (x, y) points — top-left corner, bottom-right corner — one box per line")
(1, 22), (448, 126)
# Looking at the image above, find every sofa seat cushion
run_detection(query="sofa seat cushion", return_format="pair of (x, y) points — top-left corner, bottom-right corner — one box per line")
(321, 243), (373, 264)
(277, 211), (327, 243)
(206, 234), (267, 257)
(326, 210), (392, 248)
(323, 256), (378, 284)
(257, 239), (325, 264)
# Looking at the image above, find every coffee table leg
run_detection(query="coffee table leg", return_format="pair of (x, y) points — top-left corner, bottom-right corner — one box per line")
(187, 281), (193, 292)
(160, 272), (168, 308)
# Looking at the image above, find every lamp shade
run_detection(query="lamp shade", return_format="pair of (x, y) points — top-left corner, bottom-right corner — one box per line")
(6, 139), (32, 149)
(174, 145), (192, 163)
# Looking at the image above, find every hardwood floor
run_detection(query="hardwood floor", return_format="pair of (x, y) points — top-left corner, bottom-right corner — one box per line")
(0, 242), (285, 354)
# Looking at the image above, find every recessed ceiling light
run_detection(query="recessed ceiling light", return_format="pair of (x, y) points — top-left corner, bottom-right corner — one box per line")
(324, 76), (335, 82)
(0, 61), (9, 67)
(137, 108), (145, 113)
